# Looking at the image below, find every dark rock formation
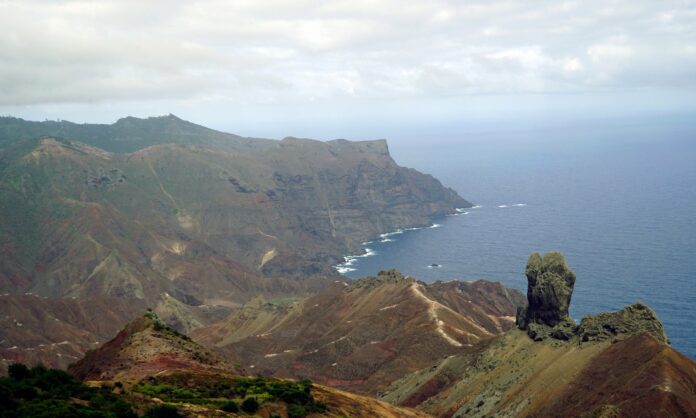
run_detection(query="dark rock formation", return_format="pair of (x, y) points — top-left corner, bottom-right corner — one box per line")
(517, 251), (669, 345)
(516, 252), (576, 336)
(578, 302), (669, 344)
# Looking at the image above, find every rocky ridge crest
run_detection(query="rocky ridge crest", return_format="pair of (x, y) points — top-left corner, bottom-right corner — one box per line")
(516, 252), (668, 344)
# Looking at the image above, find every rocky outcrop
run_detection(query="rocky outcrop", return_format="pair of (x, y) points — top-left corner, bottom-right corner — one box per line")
(516, 252), (669, 345)
(516, 252), (577, 340)
(516, 252), (576, 328)
(382, 254), (694, 418)
(578, 302), (669, 344)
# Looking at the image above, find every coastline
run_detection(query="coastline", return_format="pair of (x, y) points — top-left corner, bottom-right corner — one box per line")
(333, 206), (473, 274)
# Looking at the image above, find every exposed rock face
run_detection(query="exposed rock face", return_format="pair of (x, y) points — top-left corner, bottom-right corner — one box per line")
(382, 254), (693, 418)
(516, 252), (670, 346)
(578, 302), (669, 344)
(517, 252), (576, 329)
(516, 252), (669, 345)
(0, 294), (147, 371)
(0, 115), (469, 368)
(516, 252), (578, 340)
(382, 328), (696, 418)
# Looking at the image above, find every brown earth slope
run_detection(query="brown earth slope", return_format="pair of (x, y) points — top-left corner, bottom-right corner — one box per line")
(0, 294), (146, 370)
(68, 312), (432, 418)
(538, 332), (696, 418)
(68, 312), (240, 384)
(194, 270), (524, 395)
(381, 253), (696, 418)
(0, 115), (469, 369)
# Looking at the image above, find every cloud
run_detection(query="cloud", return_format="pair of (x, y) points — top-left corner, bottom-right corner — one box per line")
(0, 0), (694, 109)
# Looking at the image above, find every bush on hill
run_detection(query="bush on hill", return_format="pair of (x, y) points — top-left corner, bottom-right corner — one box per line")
(0, 363), (136, 418)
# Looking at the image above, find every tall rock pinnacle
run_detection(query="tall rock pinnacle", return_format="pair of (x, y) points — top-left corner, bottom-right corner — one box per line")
(516, 251), (668, 344)
(520, 252), (576, 327)
(516, 252), (577, 340)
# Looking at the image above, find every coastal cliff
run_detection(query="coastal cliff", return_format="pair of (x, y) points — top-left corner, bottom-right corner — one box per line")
(0, 115), (469, 369)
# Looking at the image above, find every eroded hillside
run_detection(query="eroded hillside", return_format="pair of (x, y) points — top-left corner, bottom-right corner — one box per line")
(381, 253), (696, 418)
(194, 270), (524, 395)
(0, 115), (469, 370)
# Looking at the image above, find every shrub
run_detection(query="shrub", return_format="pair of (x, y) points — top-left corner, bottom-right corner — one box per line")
(288, 404), (308, 418)
(220, 400), (239, 412)
(241, 396), (260, 413)
(144, 404), (183, 418)
(8, 363), (29, 380)
(0, 363), (137, 417)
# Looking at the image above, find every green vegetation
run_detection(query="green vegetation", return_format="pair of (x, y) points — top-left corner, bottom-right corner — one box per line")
(0, 363), (327, 417)
(220, 400), (239, 412)
(240, 396), (259, 413)
(133, 373), (326, 417)
(144, 310), (192, 342)
(0, 363), (136, 418)
(142, 405), (182, 418)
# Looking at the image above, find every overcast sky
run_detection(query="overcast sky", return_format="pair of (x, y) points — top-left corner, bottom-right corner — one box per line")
(1, 0), (695, 139)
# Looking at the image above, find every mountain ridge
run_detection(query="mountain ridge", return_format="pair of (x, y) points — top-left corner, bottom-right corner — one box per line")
(66, 311), (433, 418)
(194, 270), (524, 395)
(380, 253), (696, 417)
(0, 115), (470, 370)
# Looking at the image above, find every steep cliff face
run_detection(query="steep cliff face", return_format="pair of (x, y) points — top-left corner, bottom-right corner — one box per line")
(382, 253), (696, 418)
(0, 115), (469, 371)
(194, 270), (523, 395)
(0, 118), (469, 298)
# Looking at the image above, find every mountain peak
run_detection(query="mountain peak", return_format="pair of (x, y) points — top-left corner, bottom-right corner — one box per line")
(68, 311), (238, 384)
(348, 269), (413, 291)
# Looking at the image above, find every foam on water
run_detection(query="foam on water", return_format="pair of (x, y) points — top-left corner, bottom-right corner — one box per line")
(333, 224), (435, 273)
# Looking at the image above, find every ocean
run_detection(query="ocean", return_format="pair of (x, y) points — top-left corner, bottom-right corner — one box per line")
(338, 117), (696, 359)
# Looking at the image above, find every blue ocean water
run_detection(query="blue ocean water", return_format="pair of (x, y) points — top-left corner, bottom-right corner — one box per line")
(340, 118), (696, 359)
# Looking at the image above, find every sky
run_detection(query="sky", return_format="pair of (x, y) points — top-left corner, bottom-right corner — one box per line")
(1, 0), (695, 140)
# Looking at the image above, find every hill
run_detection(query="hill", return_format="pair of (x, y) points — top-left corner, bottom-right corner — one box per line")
(0, 115), (469, 369)
(380, 253), (696, 417)
(0, 294), (147, 370)
(65, 312), (431, 418)
(193, 270), (524, 395)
